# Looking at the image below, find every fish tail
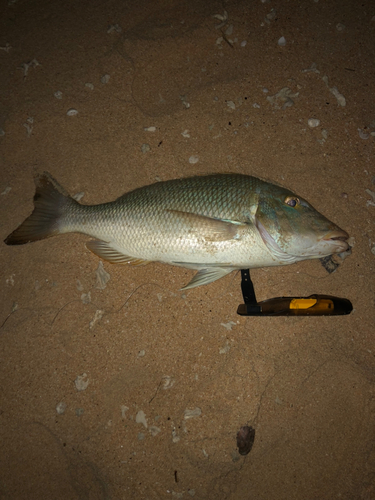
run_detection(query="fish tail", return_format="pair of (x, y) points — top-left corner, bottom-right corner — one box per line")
(4, 172), (78, 245)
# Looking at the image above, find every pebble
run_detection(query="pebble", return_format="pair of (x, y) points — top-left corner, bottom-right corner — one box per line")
(219, 343), (231, 354)
(80, 291), (91, 304)
(149, 426), (161, 436)
(278, 36), (286, 47)
(67, 108), (78, 116)
(135, 410), (148, 428)
(180, 95), (190, 108)
(366, 189), (375, 207)
(266, 9), (277, 22)
(0, 43), (12, 53)
(95, 261), (110, 289)
(358, 128), (369, 140)
(19, 59), (40, 77)
(56, 402), (66, 415)
(75, 373), (89, 391)
(308, 118), (320, 128)
(89, 309), (104, 329)
(73, 191), (84, 201)
(322, 77), (346, 106)
(302, 63), (320, 74)
(141, 143), (151, 153)
(23, 117), (33, 136)
(120, 405), (129, 418)
(188, 155), (199, 164)
(225, 24), (233, 36)
(236, 425), (255, 455)
(101, 74), (110, 84)
(162, 375), (175, 389)
(54, 91), (62, 99)
(267, 88), (299, 110)
(107, 24), (122, 34)
(221, 321), (236, 330)
(144, 126), (156, 132)
(184, 407), (202, 419)
(213, 11), (228, 22)
(330, 86), (346, 106)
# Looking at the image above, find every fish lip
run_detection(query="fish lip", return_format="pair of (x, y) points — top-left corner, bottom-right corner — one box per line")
(322, 230), (349, 242)
(322, 230), (349, 252)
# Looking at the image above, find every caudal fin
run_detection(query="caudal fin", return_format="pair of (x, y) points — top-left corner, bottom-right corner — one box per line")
(4, 172), (76, 245)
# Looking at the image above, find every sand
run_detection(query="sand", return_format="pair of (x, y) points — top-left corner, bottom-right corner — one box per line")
(1, 0), (375, 498)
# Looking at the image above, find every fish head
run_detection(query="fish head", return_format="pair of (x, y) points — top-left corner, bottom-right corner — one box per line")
(254, 184), (349, 263)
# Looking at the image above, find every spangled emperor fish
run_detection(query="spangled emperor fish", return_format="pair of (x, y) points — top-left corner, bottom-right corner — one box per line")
(4, 173), (349, 289)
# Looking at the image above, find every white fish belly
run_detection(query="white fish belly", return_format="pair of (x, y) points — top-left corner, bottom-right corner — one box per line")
(85, 220), (283, 270)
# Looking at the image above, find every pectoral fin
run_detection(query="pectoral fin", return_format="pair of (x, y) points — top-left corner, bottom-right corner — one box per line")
(181, 267), (233, 290)
(86, 240), (150, 266)
(167, 210), (244, 242)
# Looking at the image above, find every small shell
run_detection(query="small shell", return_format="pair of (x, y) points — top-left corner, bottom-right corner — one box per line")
(67, 108), (78, 116)
(278, 36), (286, 47)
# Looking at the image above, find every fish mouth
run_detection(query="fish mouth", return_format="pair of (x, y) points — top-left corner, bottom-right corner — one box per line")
(322, 230), (349, 252)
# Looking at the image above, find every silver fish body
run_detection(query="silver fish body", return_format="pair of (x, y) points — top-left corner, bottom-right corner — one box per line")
(4, 173), (349, 289)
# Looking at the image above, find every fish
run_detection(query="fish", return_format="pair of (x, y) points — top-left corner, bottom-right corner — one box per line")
(4, 172), (349, 290)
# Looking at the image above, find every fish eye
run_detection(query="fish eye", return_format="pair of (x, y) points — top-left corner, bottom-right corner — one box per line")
(285, 196), (300, 208)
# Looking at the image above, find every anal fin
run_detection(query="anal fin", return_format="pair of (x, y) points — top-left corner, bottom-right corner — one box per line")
(181, 267), (233, 290)
(86, 240), (150, 266)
